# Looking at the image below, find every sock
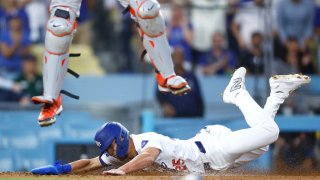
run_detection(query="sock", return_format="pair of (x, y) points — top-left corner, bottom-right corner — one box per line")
(264, 95), (285, 119)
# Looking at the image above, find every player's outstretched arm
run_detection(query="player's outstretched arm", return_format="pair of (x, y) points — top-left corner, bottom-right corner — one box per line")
(31, 157), (102, 175)
(70, 156), (102, 173)
(103, 147), (160, 175)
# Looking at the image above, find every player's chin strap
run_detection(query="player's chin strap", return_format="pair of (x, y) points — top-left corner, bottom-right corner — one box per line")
(60, 53), (81, 100)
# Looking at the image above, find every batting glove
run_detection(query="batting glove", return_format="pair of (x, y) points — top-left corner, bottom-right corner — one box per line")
(31, 161), (71, 175)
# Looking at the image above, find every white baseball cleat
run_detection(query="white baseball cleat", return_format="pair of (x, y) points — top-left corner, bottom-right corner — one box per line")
(223, 67), (246, 104)
(269, 74), (311, 99)
(158, 75), (191, 95)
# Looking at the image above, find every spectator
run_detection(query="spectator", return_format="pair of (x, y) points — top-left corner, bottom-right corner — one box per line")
(157, 47), (204, 118)
(231, 0), (266, 50)
(226, 0), (241, 55)
(0, 54), (42, 107)
(24, 0), (48, 43)
(0, 0), (30, 36)
(0, 15), (31, 79)
(167, 3), (193, 68)
(238, 32), (264, 75)
(117, 0), (139, 73)
(276, 0), (315, 51)
(282, 37), (315, 74)
(275, 132), (317, 171)
(14, 54), (43, 106)
(196, 32), (236, 75)
(190, 0), (227, 65)
(0, 76), (22, 103)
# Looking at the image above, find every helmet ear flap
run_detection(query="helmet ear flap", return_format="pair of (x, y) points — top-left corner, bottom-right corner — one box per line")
(116, 126), (129, 158)
(115, 131), (124, 144)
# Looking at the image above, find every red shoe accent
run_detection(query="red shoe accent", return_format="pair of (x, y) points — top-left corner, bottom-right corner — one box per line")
(38, 95), (63, 127)
(156, 73), (176, 87)
(156, 73), (167, 87)
(31, 96), (52, 105)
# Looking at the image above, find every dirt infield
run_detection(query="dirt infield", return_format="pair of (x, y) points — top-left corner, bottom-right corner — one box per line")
(1, 169), (320, 180)
(1, 172), (320, 180)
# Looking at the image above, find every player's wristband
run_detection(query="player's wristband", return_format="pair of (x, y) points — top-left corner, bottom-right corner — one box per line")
(61, 164), (72, 174)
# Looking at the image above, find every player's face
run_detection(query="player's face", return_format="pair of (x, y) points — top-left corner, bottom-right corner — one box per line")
(106, 140), (117, 157)
(22, 60), (36, 74)
(213, 33), (224, 49)
(9, 18), (22, 31)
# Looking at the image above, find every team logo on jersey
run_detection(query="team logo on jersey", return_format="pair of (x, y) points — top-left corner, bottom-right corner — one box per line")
(172, 159), (187, 171)
(96, 141), (101, 148)
(141, 140), (149, 148)
(230, 78), (242, 92)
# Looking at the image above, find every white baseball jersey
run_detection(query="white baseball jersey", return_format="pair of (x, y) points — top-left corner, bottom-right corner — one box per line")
(131, 132), (205, 173)
(99, 125), (267, 173)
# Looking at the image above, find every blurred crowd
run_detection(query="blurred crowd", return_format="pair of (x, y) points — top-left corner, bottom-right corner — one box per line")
(0, 0), (319, 104)
(0, 0), (320, 171)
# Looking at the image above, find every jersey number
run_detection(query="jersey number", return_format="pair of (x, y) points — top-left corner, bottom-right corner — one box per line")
(172, 159), (187, 171)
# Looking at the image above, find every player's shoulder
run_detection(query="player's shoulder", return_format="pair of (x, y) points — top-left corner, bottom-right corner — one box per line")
(131, 132), (165, 152)
(131, 132), (166, 144)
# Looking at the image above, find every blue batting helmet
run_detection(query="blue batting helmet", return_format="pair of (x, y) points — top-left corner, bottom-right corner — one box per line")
(94, 122), (130, 159)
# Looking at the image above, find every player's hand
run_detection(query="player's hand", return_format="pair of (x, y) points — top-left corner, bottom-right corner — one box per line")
(31, 161), (71, 175)
(102, 169), (126, 176)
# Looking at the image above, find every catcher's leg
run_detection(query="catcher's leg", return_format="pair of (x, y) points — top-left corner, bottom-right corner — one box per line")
(128, 0), (191, 95)
(32, 2), (80, 126)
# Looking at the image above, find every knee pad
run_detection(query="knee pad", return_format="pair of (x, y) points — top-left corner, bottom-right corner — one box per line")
(45, 7), (77, 54)
(137, 0), (160, 19)
(130, 0), (165, 37)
